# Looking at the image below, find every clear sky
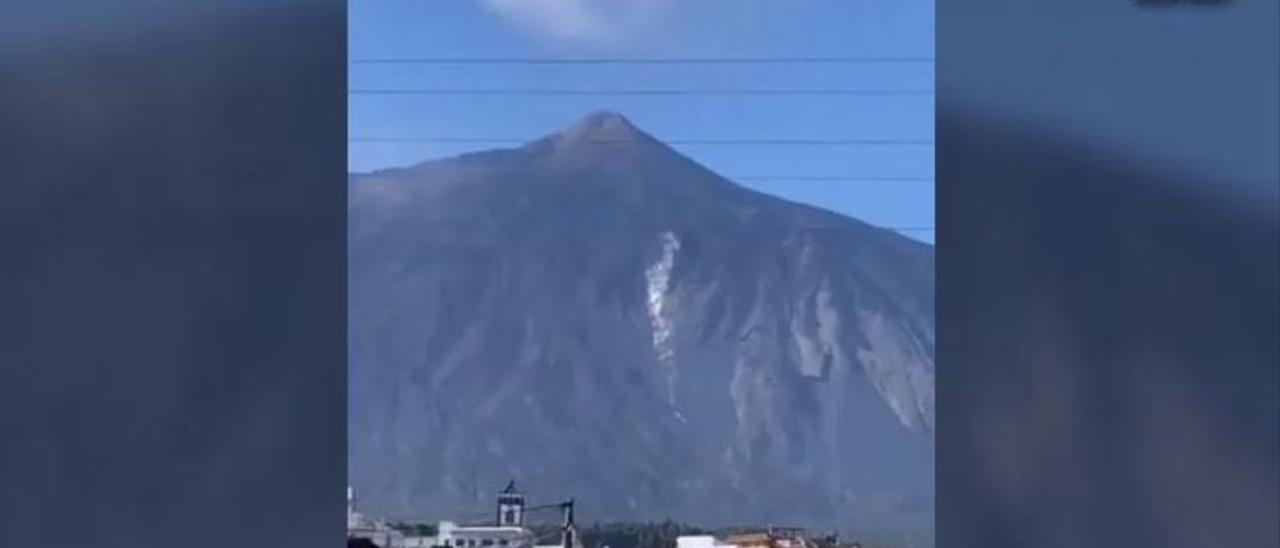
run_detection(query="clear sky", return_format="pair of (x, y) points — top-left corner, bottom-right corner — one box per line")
(349, 0), (934, 243)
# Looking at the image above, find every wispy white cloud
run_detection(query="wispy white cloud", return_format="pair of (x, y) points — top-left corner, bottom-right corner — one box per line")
(480, 0), (674, 45)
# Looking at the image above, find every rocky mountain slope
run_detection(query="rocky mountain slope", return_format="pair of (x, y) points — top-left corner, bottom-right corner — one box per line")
(348, 112), (934, 543)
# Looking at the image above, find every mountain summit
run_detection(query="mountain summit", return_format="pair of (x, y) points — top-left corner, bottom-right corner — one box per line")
(513, 111), (708, 183)
(348, 113), (935, 545)
(557, 110), (647, 143)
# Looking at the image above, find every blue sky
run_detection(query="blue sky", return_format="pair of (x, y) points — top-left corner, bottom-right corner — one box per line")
(349, 0), (934, 243)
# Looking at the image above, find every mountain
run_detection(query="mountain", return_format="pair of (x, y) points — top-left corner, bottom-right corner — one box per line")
(348, 112), (935, 544)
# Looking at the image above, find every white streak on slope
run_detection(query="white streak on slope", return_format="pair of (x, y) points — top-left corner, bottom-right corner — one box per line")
(645, 231), (681, 408)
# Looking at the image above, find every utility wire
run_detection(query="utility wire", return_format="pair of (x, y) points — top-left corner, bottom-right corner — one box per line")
(809, 225), (934, 231)
(350, 56), (935, 66)
(350, 88), (932, 97)
(735, 176), (933, 182)
(348, 137), (933, 146)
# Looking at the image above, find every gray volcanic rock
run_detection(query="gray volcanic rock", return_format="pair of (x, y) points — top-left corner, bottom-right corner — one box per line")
(348, 112), (934, 544)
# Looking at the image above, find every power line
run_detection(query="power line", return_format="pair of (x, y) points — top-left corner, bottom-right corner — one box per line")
(350, 56), (935, 66)
(349, 88), (932, 97)
(735, 176), (933, 182)
(811, 225), (935, 237)
(349, 137), (529, 144)
(809, 224), (934, 232)
(348, 137), (933, 146)
(347, 167), (934, 184)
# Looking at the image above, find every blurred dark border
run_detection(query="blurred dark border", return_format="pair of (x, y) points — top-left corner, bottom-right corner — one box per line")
(936, 0), (1278, 546)
(1, 2), (1275, 547)
(0, 2), (346, 547)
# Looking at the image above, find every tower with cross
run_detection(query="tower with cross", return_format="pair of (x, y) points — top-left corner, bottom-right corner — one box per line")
(497, 480), (526, 527)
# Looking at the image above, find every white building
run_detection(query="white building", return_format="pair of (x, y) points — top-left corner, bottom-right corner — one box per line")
(678, 535), (740, 548)
(348, 482), (580, 548)
(399, 534), (440, 548)
(436, 482), (536, 548)
(436, 521), (535, 548)
(347, 486), (405, 547)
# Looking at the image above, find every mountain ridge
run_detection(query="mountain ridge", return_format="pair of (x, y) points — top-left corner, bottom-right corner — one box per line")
(352, 111), (928, 246)
(348, 112), (935, 545)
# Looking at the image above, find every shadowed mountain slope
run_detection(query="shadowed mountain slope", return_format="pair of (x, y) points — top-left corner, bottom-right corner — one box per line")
(348, 112), (935, 544)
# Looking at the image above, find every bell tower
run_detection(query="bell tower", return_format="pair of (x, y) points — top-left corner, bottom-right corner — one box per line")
(497, 480), (525, 527)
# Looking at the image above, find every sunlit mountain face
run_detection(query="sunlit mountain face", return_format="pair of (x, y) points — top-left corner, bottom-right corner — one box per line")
(348, 112), (934, 544)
